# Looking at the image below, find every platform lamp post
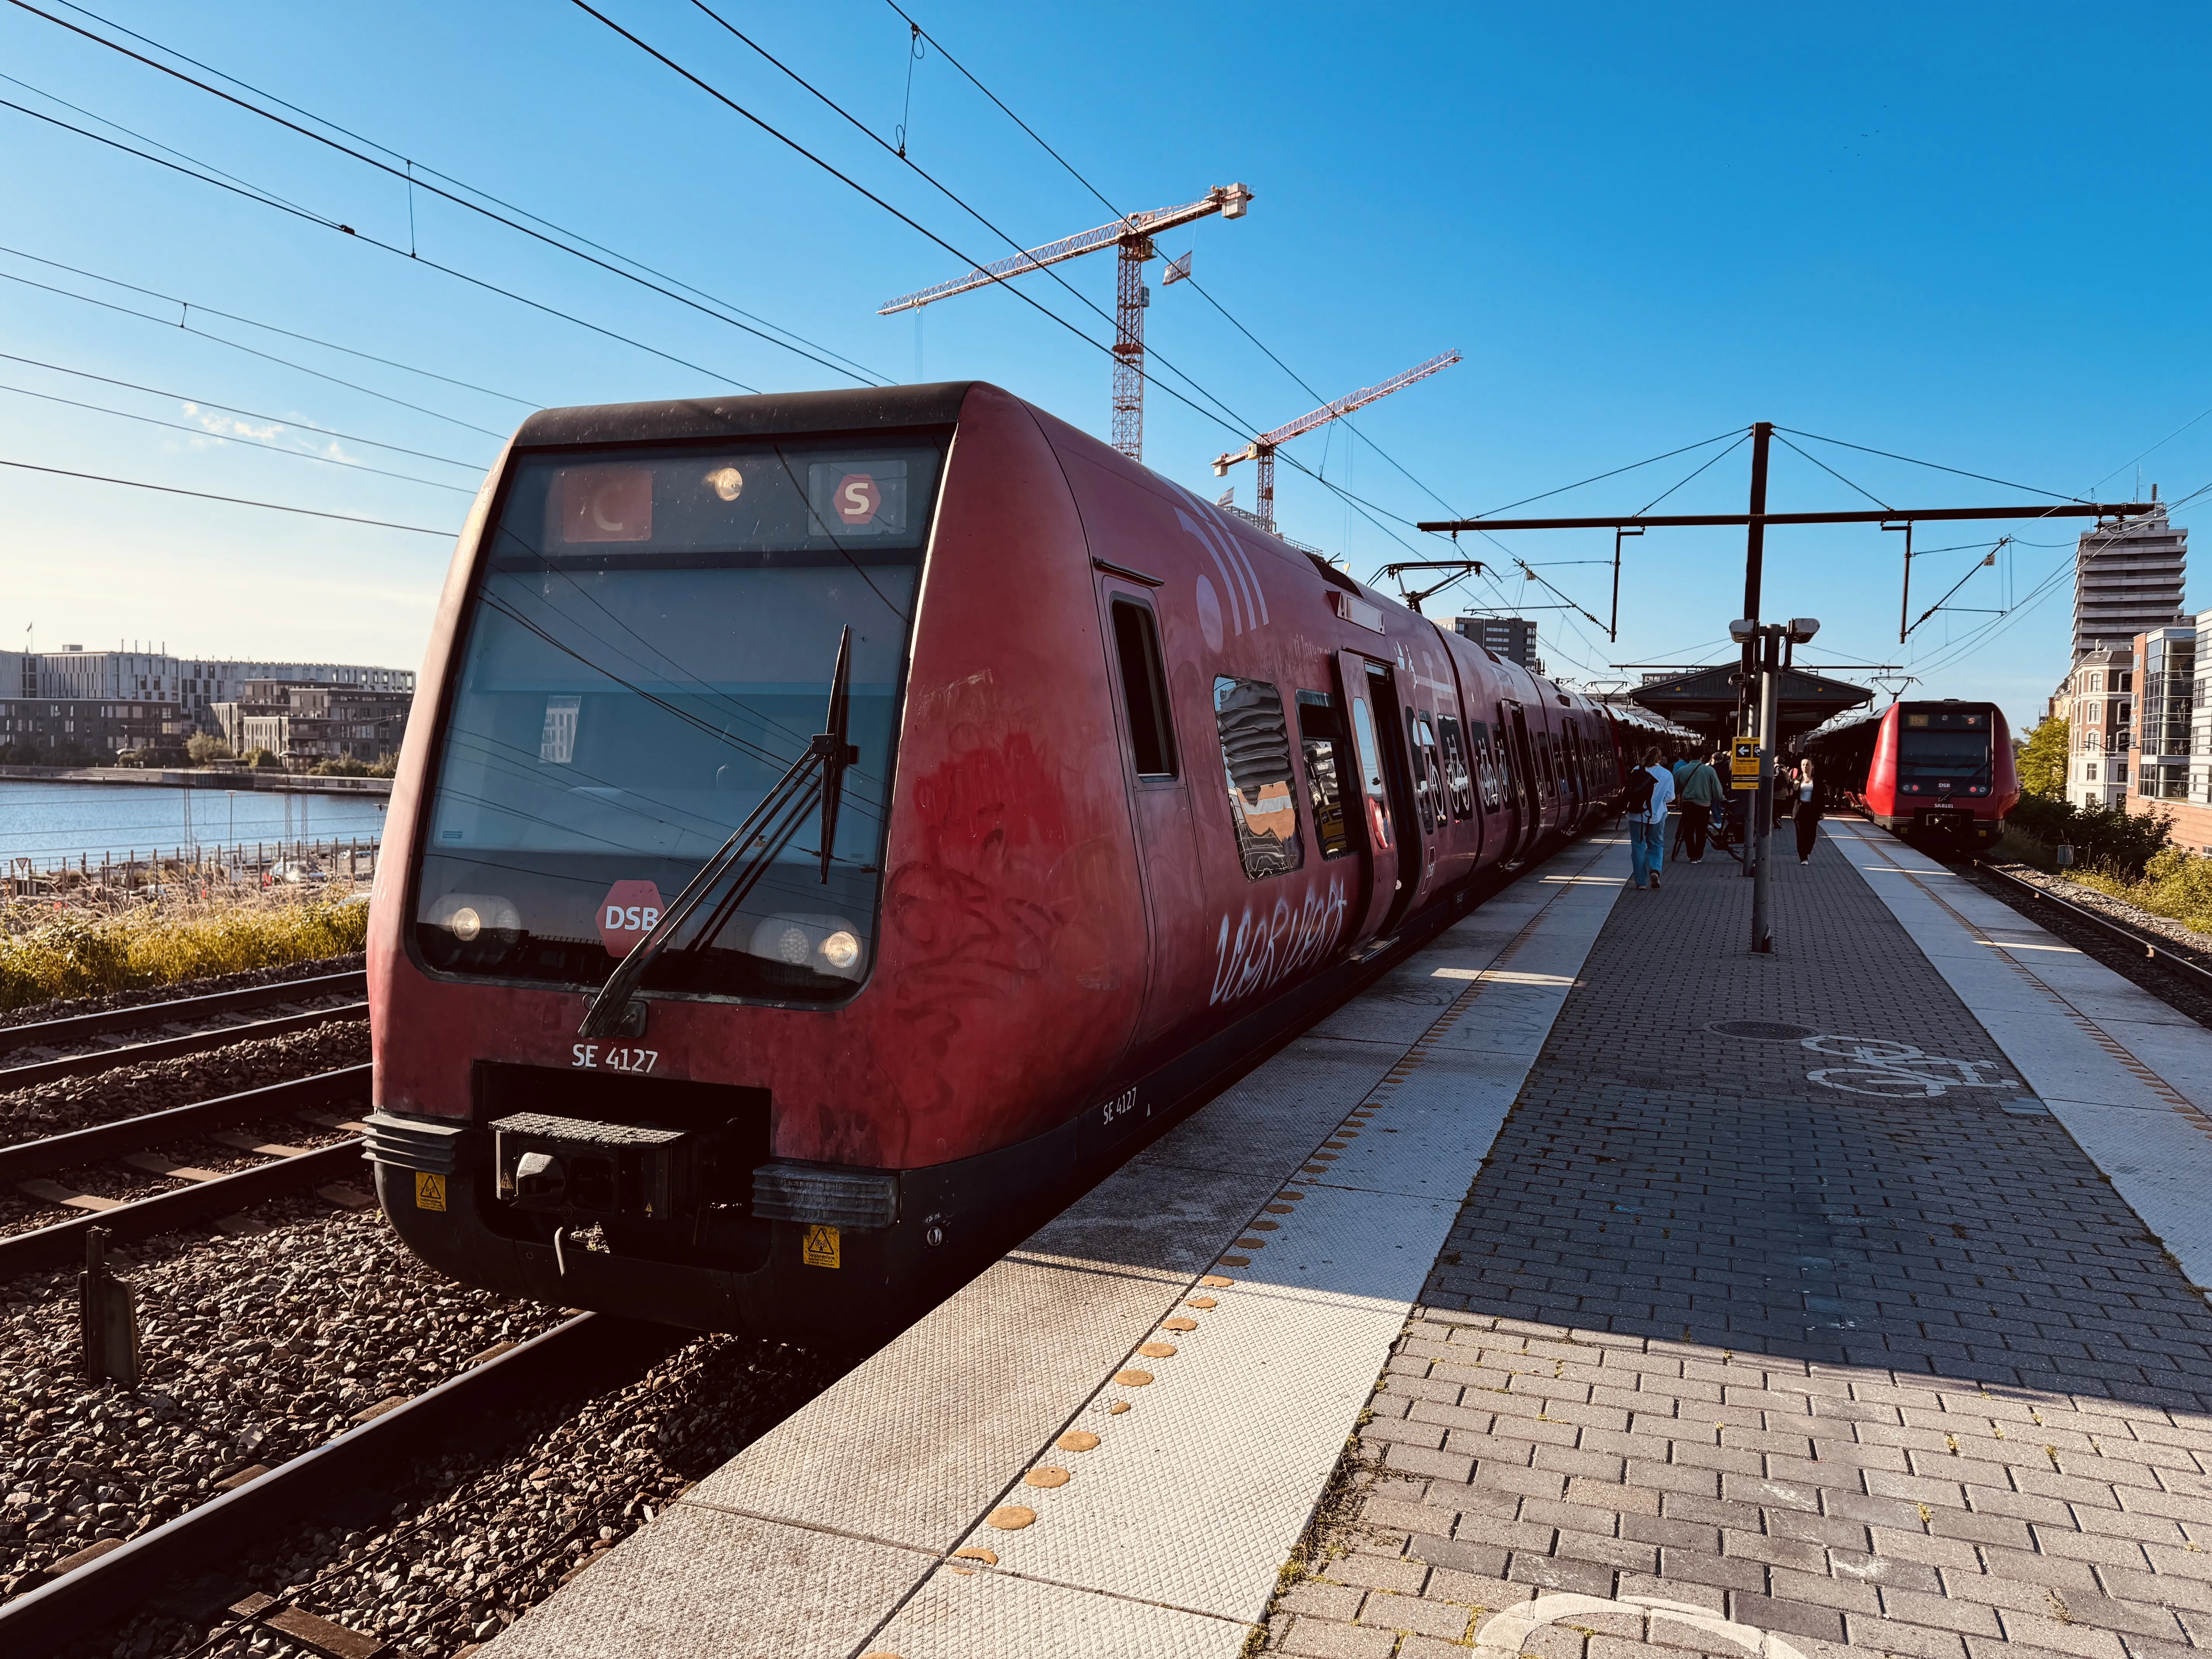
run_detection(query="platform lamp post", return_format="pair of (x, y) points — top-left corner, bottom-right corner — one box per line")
(1729, 615), (1820, 955)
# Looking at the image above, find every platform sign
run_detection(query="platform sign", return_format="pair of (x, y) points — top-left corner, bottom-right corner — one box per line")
(802, 1224), (842, 1269)
(1730, 738), (1761, 792)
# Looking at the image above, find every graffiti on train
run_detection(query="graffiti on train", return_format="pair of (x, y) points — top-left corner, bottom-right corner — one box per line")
(1210, 878), (1350, 1006)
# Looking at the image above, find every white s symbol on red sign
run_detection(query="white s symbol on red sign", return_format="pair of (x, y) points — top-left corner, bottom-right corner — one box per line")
(835, 473), (879, 525)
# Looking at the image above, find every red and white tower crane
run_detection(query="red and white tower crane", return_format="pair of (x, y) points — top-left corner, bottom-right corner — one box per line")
(878, 183), (1254, 462)
(1211, 350), (1462, 536)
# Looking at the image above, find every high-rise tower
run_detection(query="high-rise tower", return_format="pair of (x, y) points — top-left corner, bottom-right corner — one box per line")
(2074, 504), (2186, 658)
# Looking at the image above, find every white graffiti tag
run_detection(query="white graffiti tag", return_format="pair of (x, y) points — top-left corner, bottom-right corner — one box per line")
(1210, 878), (1349, 1006)
(1802, 1033), (2018, 1098)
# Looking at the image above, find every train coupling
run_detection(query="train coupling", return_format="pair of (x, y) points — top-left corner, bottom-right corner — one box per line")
(491, 1112), (701, 1225)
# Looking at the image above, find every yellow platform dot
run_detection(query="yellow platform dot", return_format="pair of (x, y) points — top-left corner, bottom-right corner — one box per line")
(1234, 1238), (1265, 1249)
(1199, 1275), (1234, 1287)
(1161, 1317), (1197, 1332)
(1024, 1467), (1071, 1489)
(1186, 1296), (1217, 1309)
(955, 1547), (999, 1565)
(1108, 1401), (1131, 1414)
(1058, 1431), (1100, 1451)
(1249, 1220), (1280, 1230)
(1264, 1205), (1295, 1214)
(987, 1506), (1036, 1530)
(1139, 1341), (1177, 1358)
(1114, 1369), (1154, 1387)
(1218, 1255), (1250, 1267)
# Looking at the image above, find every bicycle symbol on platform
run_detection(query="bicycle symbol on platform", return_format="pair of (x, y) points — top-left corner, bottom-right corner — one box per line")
(1801, 1033), (2018, 1098)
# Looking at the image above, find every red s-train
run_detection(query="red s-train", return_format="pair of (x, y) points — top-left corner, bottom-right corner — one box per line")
(1808, 699), (2018, 847)
(364, 381), (1627, 1340)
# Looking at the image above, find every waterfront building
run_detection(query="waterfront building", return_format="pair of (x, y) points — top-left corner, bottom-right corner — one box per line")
(2073, 506), (2186, 658)
(1454, 615), (1542, 673)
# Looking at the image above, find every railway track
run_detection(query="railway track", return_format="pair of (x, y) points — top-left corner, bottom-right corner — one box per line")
(0, 970), (366, 1061)
(0, 1312), (681, 1659)
(0, 1001), (368, 1094)
(0, 1067), (372, 1276)
(1967, 857), (2212, 995)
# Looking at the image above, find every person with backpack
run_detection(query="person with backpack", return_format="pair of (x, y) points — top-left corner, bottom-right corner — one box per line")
(1674, 750), (1725, 863)
(1623, 745), (1674, 890)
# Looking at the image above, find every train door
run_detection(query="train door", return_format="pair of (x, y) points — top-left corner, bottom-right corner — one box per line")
(1503, 700), (1541, 860)
(1362, 654), (1428, 936)
(1096, 580), (1211, 1058)
(1334, 650), (1409, 943)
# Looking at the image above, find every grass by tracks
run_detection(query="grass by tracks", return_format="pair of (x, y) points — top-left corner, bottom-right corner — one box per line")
(0, 886), (369, 1014)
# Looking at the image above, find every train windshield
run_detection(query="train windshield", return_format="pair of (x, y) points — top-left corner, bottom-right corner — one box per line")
(413, 436), (943, 1001)
(1898, 723), (1990, 781)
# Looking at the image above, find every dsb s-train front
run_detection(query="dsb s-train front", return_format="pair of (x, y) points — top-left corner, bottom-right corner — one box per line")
(363, 383), (1161, 1342)
(1860, 699), (2018, 847)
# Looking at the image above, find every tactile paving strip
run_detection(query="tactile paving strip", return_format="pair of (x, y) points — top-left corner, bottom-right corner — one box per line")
(487, 835), (1629, 1657)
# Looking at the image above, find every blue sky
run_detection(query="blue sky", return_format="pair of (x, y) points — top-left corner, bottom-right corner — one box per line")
(2, 1), (2206, 730)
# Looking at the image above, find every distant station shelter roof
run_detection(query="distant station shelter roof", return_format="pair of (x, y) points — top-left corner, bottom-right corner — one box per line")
(1628, 664), (1871, 747)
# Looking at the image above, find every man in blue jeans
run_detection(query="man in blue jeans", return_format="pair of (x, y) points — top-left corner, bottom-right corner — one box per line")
(1624, 745), (1674, 890)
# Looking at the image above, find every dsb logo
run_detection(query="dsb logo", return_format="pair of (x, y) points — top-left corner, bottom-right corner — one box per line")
(598, 880), (665, 957)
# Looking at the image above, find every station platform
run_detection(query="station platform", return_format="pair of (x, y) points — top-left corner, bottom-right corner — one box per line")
(487, 821), (2212, 1659)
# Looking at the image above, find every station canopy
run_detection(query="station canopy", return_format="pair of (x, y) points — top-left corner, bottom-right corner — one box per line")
(1626, 665), (1872, 749)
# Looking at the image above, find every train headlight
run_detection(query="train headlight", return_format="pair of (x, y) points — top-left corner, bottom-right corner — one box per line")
(427, 891), (522, 940)
(749, 914), (866, 981)
(704, 464), (744, 502)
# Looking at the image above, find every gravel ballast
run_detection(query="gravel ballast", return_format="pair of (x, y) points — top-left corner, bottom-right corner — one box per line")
(1, 1195), (572, 1602)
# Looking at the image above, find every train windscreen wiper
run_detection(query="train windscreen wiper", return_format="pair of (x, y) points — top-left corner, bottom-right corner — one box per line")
(577, 626), (858, 1040)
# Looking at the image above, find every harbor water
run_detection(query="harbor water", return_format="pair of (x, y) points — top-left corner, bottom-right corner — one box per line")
(0, 781), (390, 869)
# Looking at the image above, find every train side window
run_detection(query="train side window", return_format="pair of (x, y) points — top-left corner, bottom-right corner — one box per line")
(1437, 714), (1475, 820)
(1295, 691), (1353, 859)
(1349, 694), (1395, 851)
(1109, 599), (1177, 779)
(1214, 677), (1306, 879)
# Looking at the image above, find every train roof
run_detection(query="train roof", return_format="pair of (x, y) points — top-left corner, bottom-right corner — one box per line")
(509, 381), (980, 449)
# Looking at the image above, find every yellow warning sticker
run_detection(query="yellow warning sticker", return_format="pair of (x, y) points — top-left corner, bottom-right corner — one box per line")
(414, 1171), (447, 1212)
(802, 1223), (842, 1269)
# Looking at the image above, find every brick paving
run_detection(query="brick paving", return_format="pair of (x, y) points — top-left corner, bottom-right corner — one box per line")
(1266, 828), (2212, 1659)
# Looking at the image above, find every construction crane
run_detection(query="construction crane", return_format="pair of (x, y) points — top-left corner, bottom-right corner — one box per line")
(1212, 350), (1461, 537)
(878, 183), (1253, 462)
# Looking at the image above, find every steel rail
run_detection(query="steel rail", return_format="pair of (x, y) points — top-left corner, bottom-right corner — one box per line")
(0, 1003), (368, 1091)
(0, 1065), (370, 1185)
(1971, 858), (2212, 991)
(0, 970), (366, 1058)
(0, 1312), (681, 1658)
(0, 1139), (365, 1278)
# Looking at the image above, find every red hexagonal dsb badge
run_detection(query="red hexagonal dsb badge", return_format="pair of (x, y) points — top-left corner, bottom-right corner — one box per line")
(598, 881), (664, 958)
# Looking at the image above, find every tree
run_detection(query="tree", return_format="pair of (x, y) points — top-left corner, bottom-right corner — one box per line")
(2018, 715), (2068, 798)
(186, 733), (233, 764)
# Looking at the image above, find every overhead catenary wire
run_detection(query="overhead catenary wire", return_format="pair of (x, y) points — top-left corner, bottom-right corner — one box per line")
(0, 93), (771, 400)
(0, 239), (534, 407)
(0, 349), (488, 470)
(880, 0), (1467, 539)
(0, 256), (510, 439)
(42, 0), (888, 388)
(7, 0), (884, 389)
(0, 457), (456, 534)
(568, 0), (1446, 555)
(0, 380), (476, 493)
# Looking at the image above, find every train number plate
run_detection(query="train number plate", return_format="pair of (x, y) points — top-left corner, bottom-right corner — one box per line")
(570, 1044), (658, 1072)
(1080, 1086), (1151, 1158)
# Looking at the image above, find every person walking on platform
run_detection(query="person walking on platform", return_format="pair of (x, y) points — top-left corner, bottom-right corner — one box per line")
(1624, 746), (1673, 890)
(1772, 759), (1798, 829)
(1674, 749), (1724, 863)
(1794, 756), (1823, 864)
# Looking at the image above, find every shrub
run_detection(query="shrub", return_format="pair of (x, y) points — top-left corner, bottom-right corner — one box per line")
(2006, 794), (2171, 878)
(0, 893), (370, 1012)
(186, 733), (234, 764)
(2075, 845), (2212, 934)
